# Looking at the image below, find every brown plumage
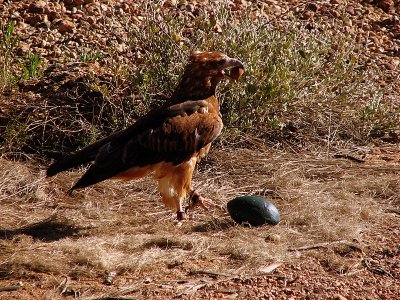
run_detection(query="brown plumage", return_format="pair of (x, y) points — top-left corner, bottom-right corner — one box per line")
(47, 51), (245, 220)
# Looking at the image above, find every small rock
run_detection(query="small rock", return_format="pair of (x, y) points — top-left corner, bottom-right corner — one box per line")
(116, 44), (127, 53)
(64, 0), (84, 5)
(57, 20), (75, 33)
(164, 0), (178, 7)
(302, 10), (313, 19)
(306, 3), (319, 12)
(390, 57), (400, 68)
(25, 14), (45, 26)
(86, 16), (96, 24)
(333, 294), (347, 300)
(16, 42), (31, 56)
(345, 5), (355, 15)
(376, 0), (394, 12)
(47, 11), (61, 21)
(29, 1), (47, 14)
(11, 11), (21, 19)
(90, 23), (101, 30)
(283, 288), (293, 295)
(41, 40), (49, 48)
(71, 13), (83, 20)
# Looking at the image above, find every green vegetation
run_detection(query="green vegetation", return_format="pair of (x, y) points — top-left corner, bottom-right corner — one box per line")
(20, 52), (41, 80)
(130, 3), (398, 148)
(0, 3), (398, 156)
(0, 20), (43, 88)
(81, 50), (102, 63)
(0, 21), (18, 91)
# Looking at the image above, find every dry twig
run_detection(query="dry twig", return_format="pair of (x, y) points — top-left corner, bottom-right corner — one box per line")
(288, 240), (348, 252)
(0, 282), (23, 292)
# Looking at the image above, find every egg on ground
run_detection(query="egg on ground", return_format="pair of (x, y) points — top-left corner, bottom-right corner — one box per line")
(227, 195), (281, 226)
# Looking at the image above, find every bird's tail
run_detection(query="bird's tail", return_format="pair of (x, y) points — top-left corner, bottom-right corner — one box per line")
(67, 158), (127, 194)
(67, 166), (102, 194)
(46, 130), (122, 177)
(47, 152), (93, 177)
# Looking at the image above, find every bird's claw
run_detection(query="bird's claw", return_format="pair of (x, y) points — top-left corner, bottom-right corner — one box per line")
(185, 190), (225, 212)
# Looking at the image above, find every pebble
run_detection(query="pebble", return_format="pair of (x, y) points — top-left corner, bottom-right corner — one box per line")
(28, 1), (47, 14)
(57, 20), (75, 33)
(0, 0), (396, 115)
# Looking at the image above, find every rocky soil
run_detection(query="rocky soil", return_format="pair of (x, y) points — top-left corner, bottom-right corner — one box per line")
(1, 0), (399, 88)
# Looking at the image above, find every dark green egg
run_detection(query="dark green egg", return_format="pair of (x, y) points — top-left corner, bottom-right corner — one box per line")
(227, 196), (281, 226)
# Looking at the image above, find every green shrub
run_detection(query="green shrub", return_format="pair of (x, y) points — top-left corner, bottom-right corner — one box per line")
(20, 52), (41, 80)
(129, 2), (398, 148)
(81, 51), (102, 63)
(1, 3), (398, 157)
(0, 20), (19, 91)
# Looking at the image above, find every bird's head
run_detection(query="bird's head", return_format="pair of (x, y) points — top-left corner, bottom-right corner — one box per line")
(188, 51), (245, 82)
(171, 51), (245, 101)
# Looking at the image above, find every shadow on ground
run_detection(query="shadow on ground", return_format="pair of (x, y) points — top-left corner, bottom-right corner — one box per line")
(0, 215), (90, 242)
(190, 218), (235, 232)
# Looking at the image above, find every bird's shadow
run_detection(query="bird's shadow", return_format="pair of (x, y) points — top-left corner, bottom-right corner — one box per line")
(0, 215), (91, 242)
(190, 217), (236, 233)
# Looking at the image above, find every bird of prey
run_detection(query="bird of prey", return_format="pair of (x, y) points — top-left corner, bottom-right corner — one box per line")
(47, 51), (245, 220)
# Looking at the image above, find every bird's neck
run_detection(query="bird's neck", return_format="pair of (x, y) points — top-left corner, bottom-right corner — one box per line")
(170, 74), (220, 103)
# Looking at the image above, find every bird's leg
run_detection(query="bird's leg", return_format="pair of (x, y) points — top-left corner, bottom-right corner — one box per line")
(176, 210), (186, 221)
(176, 198), (187, 221)
(186, 189), (224, 212)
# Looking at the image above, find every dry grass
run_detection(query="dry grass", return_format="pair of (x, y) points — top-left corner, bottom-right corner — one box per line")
(0, 148), (399, 298)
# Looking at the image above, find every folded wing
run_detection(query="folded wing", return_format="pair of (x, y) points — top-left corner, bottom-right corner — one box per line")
(62, 99), (223, 191)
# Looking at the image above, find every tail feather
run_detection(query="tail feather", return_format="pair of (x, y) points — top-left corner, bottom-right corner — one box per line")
(47, 153), (93, 177)
(67, 169), (100, 196)
(68, 161), (126, 194)
(46, 130), (123, 177)
(69, 167), (104, 192)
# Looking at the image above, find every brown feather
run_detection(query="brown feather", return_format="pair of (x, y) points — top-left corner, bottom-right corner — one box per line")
(47, 51), (244, 218)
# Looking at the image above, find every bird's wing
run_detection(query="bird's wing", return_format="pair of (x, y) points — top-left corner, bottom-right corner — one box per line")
(46, 129), (124, 177)
(46, 100), (211, 176)
(70, 98), (223, 190)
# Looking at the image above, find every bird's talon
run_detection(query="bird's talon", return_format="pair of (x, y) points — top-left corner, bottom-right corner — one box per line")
(176, 211), (186, 221)
(187, 189), (222, 212)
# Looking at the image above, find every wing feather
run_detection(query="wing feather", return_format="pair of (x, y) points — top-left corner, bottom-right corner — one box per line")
(69, 98), (222, 190)
(123, 106), (223, 166)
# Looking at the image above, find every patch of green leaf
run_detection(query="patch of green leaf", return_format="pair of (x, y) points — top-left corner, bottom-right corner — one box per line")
(19, 52), (41, 80)
(0, 20), (19, 91)
(81, 50), (103, 63)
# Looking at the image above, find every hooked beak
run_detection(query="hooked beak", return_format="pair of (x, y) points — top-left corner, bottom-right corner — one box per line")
(222, 57), (245, 81)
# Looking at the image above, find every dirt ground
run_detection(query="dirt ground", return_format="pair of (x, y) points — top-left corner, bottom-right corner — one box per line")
(0, 146), (399, 299)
